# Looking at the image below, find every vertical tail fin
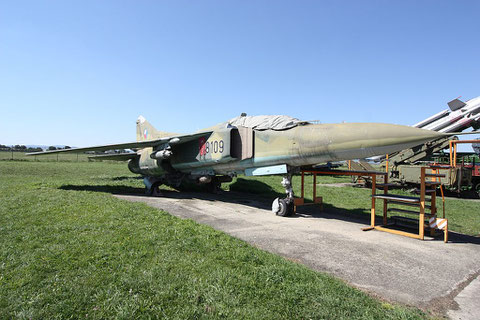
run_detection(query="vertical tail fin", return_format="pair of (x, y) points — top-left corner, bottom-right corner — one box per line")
(136, 116), (180, 141)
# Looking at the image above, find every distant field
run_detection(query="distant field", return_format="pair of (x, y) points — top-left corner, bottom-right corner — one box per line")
(0, 151), (91, 162)
(0, 161), (427, 319)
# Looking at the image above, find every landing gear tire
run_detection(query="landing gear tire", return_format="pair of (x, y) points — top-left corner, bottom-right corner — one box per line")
(206, 179), (221, 194)
(272, 198), (294, 217)
(147, 182), (162, 197)
(272, 172), (296, 217)
(151, 184), (162, 197)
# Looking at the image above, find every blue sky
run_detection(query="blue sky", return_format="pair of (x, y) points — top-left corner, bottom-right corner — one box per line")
(1, 1), (479, 147)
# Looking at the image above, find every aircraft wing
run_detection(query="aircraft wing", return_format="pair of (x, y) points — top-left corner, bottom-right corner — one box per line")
(25, 132), (212, 156)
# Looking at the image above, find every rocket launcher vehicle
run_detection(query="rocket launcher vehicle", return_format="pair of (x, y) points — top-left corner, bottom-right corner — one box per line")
(371, 96), (480, 163)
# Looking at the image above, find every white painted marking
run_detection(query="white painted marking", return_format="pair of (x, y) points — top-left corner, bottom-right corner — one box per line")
(137, 115), (146, 124)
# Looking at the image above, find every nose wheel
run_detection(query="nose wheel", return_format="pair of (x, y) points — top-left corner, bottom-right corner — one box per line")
(272, 198), (295, 216)
(272, 174), (295, 217)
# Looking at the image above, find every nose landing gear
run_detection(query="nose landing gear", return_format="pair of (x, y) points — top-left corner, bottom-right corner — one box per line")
(272, 174), (295, 216)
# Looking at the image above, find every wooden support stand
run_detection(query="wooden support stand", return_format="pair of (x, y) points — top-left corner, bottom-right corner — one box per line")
(294, 171), (323, 212)
(296, 166), (449, 242)
(294, 169), (388, 214)
(365, 165), (449, 243)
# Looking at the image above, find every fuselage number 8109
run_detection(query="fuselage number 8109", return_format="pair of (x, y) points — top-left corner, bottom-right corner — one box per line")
(199, 138), (224, 156)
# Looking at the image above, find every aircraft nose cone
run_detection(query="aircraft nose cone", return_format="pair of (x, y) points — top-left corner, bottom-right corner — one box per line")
(330, 123), (444, 159)
(298, 123), (445, 162)
(355, 122), (443, 145)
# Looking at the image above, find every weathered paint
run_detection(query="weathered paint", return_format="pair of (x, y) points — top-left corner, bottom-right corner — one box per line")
(135, 122), (441, 177)
(27, 116), (447, 182)
(143, 122), (443, 177)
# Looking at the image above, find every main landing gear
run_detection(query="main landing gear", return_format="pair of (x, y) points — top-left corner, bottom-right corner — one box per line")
(206, 177), (222, 194)
(272, 173), (295, 217)
(144, 177), (163, 196)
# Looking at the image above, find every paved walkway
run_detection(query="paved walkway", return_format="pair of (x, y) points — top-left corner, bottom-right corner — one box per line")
(115, 191), (480, 318)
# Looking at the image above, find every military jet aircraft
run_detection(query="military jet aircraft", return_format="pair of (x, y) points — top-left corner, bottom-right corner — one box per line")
(28, 114), (449, 216)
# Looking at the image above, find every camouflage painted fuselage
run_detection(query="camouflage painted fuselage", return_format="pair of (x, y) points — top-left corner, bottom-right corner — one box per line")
(129, 122), (444, 178)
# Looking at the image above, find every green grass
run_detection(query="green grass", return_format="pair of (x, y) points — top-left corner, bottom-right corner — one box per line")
(0, 161), (427, 319)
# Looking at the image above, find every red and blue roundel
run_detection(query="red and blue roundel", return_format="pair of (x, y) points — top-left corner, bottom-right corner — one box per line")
(143, 129), (148, 139)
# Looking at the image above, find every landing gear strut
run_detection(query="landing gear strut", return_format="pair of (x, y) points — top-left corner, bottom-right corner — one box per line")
(272, 173), (295, 217)
(144, 177), (163, 196)
(206, 177), (221, 194)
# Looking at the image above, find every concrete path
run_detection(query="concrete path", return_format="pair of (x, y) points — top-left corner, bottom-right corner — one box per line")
(114, 191), (480, 318)
(448, 275), (480, 320)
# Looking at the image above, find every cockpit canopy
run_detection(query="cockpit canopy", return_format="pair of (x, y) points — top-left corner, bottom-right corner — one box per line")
(227, 115), (309, 131)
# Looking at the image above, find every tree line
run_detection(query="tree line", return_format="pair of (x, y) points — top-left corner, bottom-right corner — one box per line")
(0, 144), (130, 154)
(0, 145), (71, 152)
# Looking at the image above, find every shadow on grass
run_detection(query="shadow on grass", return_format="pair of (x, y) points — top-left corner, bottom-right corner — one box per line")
(60, 184), (145, 195)
(443, 189), (480, 200)
(109, 176), (143, 181)
(60, 178), (480, 245)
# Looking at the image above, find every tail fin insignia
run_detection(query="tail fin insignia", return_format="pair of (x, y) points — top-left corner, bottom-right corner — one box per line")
(136, 115), (181, 141)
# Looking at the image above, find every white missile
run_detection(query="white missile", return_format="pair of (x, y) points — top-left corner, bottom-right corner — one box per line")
(439, 113), (480, 133)
(414, 96), (480, 133)
(413, 109), (449, 128)
(151, 149), (172, 160)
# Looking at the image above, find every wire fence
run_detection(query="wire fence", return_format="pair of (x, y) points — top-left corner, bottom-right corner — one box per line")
(0, 151), (91, 162)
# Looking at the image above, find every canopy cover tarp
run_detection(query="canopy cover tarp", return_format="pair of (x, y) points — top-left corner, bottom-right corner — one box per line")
(228, 115), (307, 131)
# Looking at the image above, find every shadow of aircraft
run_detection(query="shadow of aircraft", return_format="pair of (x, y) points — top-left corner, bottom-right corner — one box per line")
(59, 178), (480, 245)
(60, 184), (145, 195)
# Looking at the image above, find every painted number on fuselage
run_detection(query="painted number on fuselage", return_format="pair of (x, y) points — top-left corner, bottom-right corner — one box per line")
(199, 138), (224, 157)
